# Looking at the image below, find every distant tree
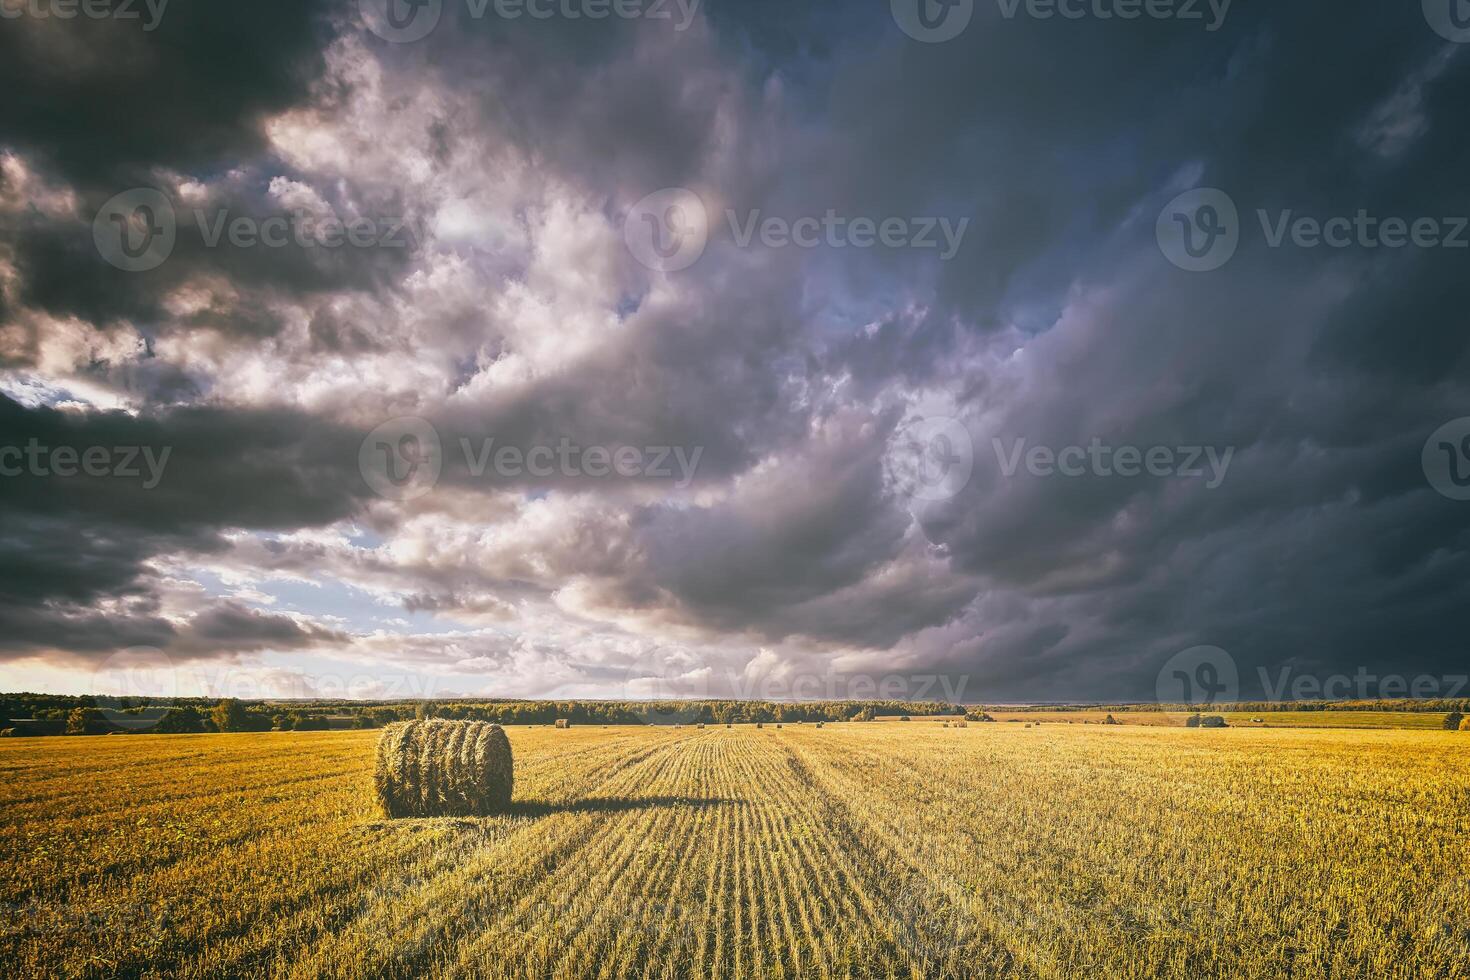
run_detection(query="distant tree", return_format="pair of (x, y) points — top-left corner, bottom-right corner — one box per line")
(65, 707), (109, 735)
(154, 706), (206, 734)
(210, 699), (253, 733)
(1445, 711), (1464, 731)
(292, 716), (331, 731)
(852, 707), (876, 722)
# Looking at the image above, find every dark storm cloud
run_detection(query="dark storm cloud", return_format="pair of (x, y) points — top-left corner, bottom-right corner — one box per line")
(178, 601), (348, 653)
(2, 1), (1469, 699)
(0, 396), (369, 533)
(2, 167), (425, 337)
(0, 0), (332, 189)
(0, 395), (376, 660)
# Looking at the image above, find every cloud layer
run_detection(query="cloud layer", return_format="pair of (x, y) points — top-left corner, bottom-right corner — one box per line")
(2, 1), (1468, 702)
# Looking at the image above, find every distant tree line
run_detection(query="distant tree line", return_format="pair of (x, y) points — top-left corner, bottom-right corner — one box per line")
(1, 694), (964, 737)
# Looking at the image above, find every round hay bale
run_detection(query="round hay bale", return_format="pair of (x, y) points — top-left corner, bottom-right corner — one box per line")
(375, 720), (513, 818)
(555, 719), (571, 729)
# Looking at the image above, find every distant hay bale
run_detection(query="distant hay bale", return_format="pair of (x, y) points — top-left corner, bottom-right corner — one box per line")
(900, 716), (911, 722)
(942, 722), (950, 728)
(1023, 723), (1032, 729)
(756, 722), (764, 729)
(775, 723), (782, 729)
(726, 723), (733, 728)
(697, 723), (706, 729)
(555, 719), (571, 729)
(375, 720), (513, 818)
(1199, 715), (1228, 729)
(954, 720), (968, 728)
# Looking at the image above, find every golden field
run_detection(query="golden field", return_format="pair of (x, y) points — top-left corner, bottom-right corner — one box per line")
(979, 710), (1455, 729)
(1, 724), (1467, 979)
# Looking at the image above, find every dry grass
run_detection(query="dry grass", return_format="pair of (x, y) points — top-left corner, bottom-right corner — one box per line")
(2, 724), (1467, 978)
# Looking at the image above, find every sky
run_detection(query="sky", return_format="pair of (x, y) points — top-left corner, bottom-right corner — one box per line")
(0, 0), (1468, 705)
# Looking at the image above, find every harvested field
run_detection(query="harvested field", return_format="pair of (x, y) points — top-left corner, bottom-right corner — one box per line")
(2, 724), (1467, 978)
